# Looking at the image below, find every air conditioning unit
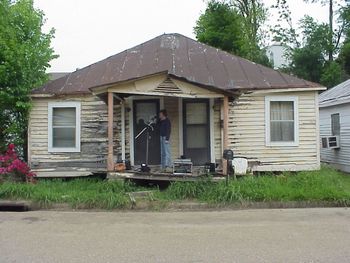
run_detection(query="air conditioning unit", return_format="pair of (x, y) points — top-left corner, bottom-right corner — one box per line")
(321, 136), (340, 149)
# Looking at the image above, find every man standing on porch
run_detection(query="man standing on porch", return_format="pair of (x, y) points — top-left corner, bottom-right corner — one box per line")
(159, 109), (172, 172)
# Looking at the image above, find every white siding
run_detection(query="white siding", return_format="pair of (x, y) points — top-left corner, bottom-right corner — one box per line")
(320, 103), (350, 173)
(229, 90), (320, 171)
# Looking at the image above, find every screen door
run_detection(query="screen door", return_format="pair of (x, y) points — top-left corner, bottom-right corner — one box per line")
(133, 100), (160, 165)
(183, 99), (210, 165)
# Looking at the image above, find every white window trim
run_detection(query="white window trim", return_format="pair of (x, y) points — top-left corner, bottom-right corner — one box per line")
(265, 96), (299, 147)
(48, 101), (81, 152)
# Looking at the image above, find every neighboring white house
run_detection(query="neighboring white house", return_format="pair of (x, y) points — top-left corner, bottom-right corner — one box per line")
(266, 44), (290, 69)
(319, 79), (350, 173)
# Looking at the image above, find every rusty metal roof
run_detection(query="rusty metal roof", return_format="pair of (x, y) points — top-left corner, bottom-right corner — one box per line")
(48, 72), (69, 81)
(33, 33), (323, 95)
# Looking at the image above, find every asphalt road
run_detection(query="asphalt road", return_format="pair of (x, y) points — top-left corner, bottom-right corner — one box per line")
(1, 208), (350, 263)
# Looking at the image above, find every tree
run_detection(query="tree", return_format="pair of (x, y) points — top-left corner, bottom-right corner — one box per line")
(280, 16), (330, 83)
(194, 1), (271, 66)
(338, 5), (350, 76)
(0, 0), (57, 156)
(272, 0), (350, 87)
(229, 0), (269, 64)
(338, 42), (350, 75)
(290, 46), (324, 83)
(304, 0), (336, 61)
(271, 0), (298, 48)
(320, 61), (343, 87)
(194, 1), (245, 56)
(288, 17), (345, 87)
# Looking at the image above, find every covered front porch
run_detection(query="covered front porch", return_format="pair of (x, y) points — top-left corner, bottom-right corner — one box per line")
(92, 73), (233, 179)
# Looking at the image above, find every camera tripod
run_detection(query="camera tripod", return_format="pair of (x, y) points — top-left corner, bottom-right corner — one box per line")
(135, 118), (156, 166)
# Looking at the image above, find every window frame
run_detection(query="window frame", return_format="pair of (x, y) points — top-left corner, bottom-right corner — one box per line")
(48, 101), (81, 152)
(331, 113), (340, 136)
(265, 96), (299, 147)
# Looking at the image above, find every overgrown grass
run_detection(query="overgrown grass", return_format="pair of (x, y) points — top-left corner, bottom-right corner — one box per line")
(157, 165), (350, 205)
(1, 165), (349, 209)
(0, 178), (143, 209)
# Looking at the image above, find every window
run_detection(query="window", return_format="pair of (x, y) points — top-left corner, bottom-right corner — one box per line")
(331, 113), (340, 136)
(48, 102), (81, 152)
(265, 96), (299, 146)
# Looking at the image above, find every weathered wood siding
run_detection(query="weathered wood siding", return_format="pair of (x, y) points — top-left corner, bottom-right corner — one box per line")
(229, 90), (320, 171)
(320, 103), (350, 173)
(113, 104), (123, 161)
(213, 99), (222, 161)
(29, 90), (320, 174)
(29, 95), (109, 173)
(29, 95), (217, 174)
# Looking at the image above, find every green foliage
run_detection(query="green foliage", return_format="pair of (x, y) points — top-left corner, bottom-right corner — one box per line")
(159, 166), (350, 204)
(194, 1), (245, 55)
(338, 42), (350, 75)
(285, 16), (332, 84)
(0, 0), (57, 155)
(229, 0), (270, 65)
(194, 0), (271, 66)
(272, 1), (350, 87)
(299, 16), (331, 52)
(0, 178), (140, 209)
(290, 46), (325, 83)
(338, 5), (350, 77)
(271, 0), (299, 47)
(164, 179), (212, 200)
(320, 61), (343, 87)
(1, 166), (350, 209)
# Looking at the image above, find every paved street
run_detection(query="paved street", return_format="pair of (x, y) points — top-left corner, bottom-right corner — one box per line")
(1, 208), (350, 263)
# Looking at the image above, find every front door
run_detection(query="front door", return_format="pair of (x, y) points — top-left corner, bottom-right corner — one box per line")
(183, 99), (210, 165)
(133, 100), (160, 165)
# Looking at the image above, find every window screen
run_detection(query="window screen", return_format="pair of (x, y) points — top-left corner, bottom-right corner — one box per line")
(185, 103), (207, 124)
(52, 107), (76, 147)
(331, 113), (340, 136)
(270, 101), (295, 142)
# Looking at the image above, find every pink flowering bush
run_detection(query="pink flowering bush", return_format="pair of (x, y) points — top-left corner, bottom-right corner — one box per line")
(0, 144), (36, 183)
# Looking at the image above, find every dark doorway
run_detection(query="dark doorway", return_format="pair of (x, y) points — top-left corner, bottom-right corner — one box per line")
(183, 99), (210, 165)
(133, 99), (160, 165)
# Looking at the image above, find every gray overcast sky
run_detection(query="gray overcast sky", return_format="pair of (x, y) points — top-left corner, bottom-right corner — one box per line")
(33, 0), (328, 72)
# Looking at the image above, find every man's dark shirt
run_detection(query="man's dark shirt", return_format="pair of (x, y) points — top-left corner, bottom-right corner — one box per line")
(159, 118), (171, 141)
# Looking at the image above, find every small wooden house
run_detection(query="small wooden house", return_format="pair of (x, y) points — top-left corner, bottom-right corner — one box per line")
(319, 79), (350, 173)
(28, 34), (325, 177)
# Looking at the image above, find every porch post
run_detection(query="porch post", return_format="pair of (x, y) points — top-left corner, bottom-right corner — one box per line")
(222, 96), (229, 175)
(107, 92), (114, 171)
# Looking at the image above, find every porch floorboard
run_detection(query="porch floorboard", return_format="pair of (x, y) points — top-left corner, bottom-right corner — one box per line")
(107, 171), (225, 182)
